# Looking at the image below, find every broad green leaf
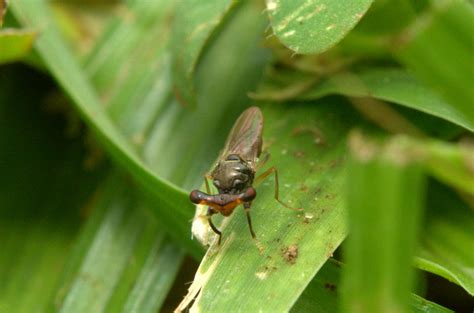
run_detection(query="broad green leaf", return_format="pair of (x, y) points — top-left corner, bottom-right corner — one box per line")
(171, 0), (238, 107)
(10, 0), (201, 256)
(0, 66), (104, 313)
(292, 259), (453, 313)
(395, 0), (474, 128)
(299, 68), (474, 132)
(342, 132), (426, 313)
(266, 0), (374, 54)
(0, 29), (36, 64)
(416, 182), (474, 296)
(179, 99), (360, 312)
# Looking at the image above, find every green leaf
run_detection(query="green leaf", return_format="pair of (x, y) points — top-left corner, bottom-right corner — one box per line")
(171, 0), (238, 107)
(342, 132), (427, 313)
(266, 0), (374, 54)
(395, 0), (474, 127)
(299, 68), (474, 132)
(10, 0), (201, 256)
(51, 174), (183, 313)
(0, 29), (36, 64)
(421, 140), (474, 195)
(45, 3), (188, 311)
(292, 260), (453, 313)
(178, 99), (360, 312)
(46, 0), (271, 310)
(416, 182), (474, 296)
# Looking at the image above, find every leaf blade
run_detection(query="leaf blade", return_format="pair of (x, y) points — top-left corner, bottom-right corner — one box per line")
(266, 0), (374, 54)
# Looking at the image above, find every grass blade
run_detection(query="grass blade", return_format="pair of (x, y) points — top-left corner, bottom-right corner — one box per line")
(299, 68), (473, 132)
(395, 0), (474, 127)
(416, 182), (474, 295)
(342, 132), (426, 313)
(171, 0), (238, 107)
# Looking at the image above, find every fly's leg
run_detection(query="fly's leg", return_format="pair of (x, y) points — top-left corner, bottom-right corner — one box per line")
(255, 151), (270, 172)
(255, 166), (302, 211)
(243, 202), (256, 239)
(206, 207), (222, 245)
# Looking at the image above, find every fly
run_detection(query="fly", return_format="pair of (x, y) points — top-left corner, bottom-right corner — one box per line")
(190, 106), (299, 245)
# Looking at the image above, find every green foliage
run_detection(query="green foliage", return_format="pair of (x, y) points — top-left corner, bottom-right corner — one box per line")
(266, 0), (374, 54)
(1, 0), (472, 312)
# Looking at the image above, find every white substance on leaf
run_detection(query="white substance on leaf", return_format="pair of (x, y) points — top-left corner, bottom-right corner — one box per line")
(267, 0), (277, 11)
(283, 30), (295, 37)
(255, 271), (268, 280)
(191, 204), (212, 246)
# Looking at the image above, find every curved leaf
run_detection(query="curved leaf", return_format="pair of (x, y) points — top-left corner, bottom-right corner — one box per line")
(171, 0), (238, 107)
(266, 0), (374, 54)
(395, 0), (474, 128)
(10, 0), (200, 255)
(416, 182), (474, 296)
(299, 69), (474, 132)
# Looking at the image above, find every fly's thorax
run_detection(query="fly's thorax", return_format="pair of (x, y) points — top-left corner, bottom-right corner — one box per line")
(211, 154), (254, 194)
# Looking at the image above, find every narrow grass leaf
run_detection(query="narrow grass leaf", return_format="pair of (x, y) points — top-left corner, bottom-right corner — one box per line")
(416, 182), (474, 295)
(395, 0), (474, 127)
(266, 0), (374, 54)
(171, 0), (238, 107)
(52, 174), (183, 313)
(342, 132), (427, 313)
(299, 68), (474, 132)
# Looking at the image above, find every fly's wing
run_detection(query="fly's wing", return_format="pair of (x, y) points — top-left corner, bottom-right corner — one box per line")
(221, 106), (263, 163)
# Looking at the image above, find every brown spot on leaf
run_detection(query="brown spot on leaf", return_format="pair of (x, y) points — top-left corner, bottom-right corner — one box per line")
(282, 244), (298, 264)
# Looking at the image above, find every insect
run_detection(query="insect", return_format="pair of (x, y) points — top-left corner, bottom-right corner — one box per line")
(189, 106), (298, 245)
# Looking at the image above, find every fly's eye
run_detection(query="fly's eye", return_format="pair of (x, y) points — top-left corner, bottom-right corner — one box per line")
(213, 179), (220, 187)
(232, 179), (244, 189)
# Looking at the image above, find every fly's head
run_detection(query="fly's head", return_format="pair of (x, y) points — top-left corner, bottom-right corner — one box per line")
(211, 154), (254, 195)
